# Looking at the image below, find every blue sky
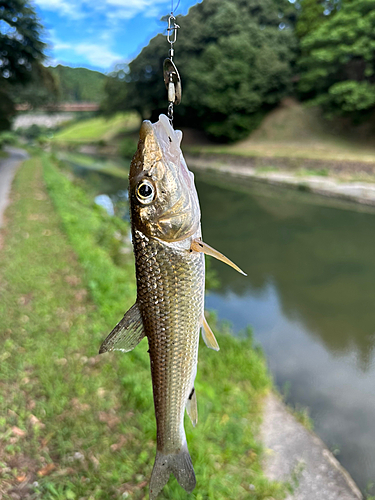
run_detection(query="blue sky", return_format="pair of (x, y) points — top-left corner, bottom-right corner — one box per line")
(31, 0), (201, 73)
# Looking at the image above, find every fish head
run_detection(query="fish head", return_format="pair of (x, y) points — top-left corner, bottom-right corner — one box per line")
(129, 114), (200, 242)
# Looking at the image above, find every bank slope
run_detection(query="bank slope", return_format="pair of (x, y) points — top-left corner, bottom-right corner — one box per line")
(0, 155), (288, 499)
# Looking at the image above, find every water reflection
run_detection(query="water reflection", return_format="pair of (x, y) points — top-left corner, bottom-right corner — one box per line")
(196, 171), (375, 492)
(198, 173), (375, 371)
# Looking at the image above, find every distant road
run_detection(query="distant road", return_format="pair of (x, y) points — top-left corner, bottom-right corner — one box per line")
(0, 147), (29, 228)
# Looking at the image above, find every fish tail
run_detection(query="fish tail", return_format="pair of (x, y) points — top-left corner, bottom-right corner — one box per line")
(149, 444), (196, 499)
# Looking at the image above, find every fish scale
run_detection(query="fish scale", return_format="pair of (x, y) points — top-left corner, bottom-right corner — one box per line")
(133, 229), (205, 453)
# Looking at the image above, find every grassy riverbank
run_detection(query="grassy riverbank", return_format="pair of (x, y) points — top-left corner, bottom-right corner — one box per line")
(52, 113), (140, 146)
(0, 155), (288, 499)
(185, 100), (375, 166)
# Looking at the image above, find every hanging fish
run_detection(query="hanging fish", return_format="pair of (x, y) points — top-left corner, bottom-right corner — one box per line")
(99, 114), (245, 499)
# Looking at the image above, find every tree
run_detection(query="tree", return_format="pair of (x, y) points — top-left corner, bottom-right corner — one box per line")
(0, 0), (46, 130)
(295, 0), (340, 39)
(296, 0), (327, 39)
(298, 0), (375, 118)
(10, 63), (59, 110)
(49, 65), (106, 102)
(104, 0), (297, 142)
(101, 64), (129, 115)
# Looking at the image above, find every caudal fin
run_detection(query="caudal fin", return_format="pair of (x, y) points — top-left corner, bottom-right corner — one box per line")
(149, 445), (196, 499)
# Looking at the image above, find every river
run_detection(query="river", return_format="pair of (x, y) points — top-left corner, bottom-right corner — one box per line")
(68, 159), (375, 494)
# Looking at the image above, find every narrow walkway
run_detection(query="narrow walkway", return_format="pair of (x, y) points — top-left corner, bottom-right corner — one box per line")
(0, 147), (28, 228)
(261, 393), (363, 500)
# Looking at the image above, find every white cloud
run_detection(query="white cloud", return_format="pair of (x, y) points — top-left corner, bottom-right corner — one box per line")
(105, 0), (164, 8)
(50, 37), (124, 69)
(106, 0), (166, 21)
(34, 0), (168, 21)
(74, 43), (123, 68)
(48, 29), (124, 69)
(33, 0), (84, 19)
(52, 40), (72, 51)
(35, 0), (176, 68)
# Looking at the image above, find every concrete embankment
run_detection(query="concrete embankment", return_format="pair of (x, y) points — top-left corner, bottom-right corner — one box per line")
(262, 393), (363, 500)
(187, 153), (375, 207)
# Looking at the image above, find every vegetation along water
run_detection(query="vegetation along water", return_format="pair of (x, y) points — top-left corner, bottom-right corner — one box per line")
(69, 154), (375, 497)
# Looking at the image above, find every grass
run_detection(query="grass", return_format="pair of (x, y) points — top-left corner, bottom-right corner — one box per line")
(188, 140), (375, 163)
(185, 100), (375, 164)
(255, 166), (329, 178)
(289, 406), (314, 432)
(56, 152), (129, 179)
(0, 154), (288, 499)
(296, 168), (329, 177)
(52, 113), (140, 145)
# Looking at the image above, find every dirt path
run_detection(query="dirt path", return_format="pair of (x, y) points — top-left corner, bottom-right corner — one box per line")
(0, 147), (29, 228)
(261, 393), (363, 500)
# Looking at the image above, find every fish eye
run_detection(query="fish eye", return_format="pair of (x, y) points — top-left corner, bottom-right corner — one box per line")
(136, 179), (155, 204)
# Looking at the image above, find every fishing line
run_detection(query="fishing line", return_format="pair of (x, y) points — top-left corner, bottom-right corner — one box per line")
(171, 0), (181, 15)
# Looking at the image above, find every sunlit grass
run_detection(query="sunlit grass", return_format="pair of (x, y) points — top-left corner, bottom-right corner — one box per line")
(0, 155), (289, 499)
(188, 141), (375, 163)
(52, 113), (140, 144)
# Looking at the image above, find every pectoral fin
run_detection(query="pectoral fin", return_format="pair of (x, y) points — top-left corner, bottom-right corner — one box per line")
(201, 314), (220, 351)
(191, 239), (246, 276)
(99, 303), (145, 354)
(186, 387), (198, 427)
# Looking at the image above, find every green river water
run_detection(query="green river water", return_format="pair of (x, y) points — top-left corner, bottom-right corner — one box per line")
(69, 159), (375, 494)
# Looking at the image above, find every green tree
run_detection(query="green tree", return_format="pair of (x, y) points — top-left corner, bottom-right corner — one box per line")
(101, 64), (129, 115)
(104, 0), (297, 142)
(0, 0), (46, 130)
(298, 0), (375, 118)
(295, 0), (340, 39)
(296, 0), (327, 39)
(49, 65), (106, 102)
(10, 63), (59, 109)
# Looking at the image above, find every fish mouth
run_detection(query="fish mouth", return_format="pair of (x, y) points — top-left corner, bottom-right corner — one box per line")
(139, 120), (153, 141)
(153, 115), (196, 194)
(154, 115), (183, 157)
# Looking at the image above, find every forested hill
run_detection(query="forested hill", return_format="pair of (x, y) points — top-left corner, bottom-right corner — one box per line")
(48, 65), (106, 102)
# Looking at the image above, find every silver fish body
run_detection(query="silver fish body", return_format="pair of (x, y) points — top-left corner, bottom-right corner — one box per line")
(100, 114), (243, 498)
(101, 114), (204, 498)
(134, 229), (203, 497)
